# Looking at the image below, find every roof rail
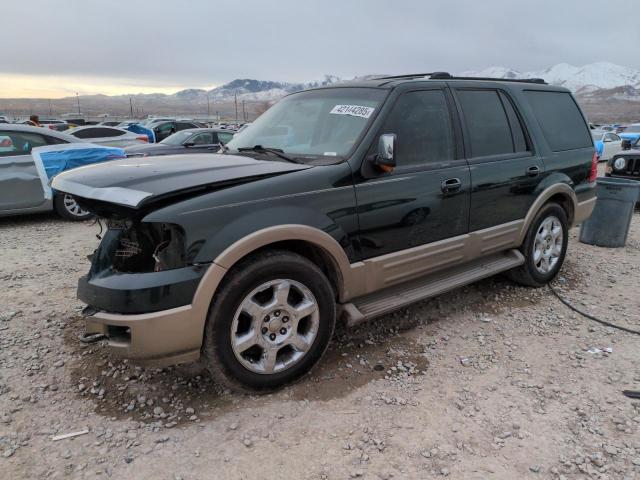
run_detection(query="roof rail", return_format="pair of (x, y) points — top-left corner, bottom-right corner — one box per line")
(375, 72), (547, 85)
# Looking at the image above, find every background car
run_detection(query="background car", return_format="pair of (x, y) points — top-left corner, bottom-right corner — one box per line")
(148, 120), (204, 142)
(66, 125), (149, 147)
(619, 123), (640, 144)
(98, 120), (122, 127)
(0, 124), (87, 219)
(125, 128), (234, 157)
(591, 130), (623, 161)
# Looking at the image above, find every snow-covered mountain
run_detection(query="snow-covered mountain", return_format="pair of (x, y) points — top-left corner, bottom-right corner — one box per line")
(172, 75), (343, 103)
(461, 62), (640, 93)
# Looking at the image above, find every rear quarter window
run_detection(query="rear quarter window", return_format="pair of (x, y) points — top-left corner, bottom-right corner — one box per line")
(524, 91), (592, 152)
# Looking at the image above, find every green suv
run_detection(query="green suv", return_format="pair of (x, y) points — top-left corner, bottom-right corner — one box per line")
(52, 73), (597, 391)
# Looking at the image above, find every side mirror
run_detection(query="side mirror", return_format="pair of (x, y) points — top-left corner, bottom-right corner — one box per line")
(183, 141), (195, 147)
(621, 139), (632, 150)
(373, 133), (396, 172)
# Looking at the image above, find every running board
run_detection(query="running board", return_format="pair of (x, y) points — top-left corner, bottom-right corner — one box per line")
(343, 249), (524, 325)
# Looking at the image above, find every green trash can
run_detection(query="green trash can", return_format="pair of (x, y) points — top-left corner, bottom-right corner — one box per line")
(579, 177), (639, 248)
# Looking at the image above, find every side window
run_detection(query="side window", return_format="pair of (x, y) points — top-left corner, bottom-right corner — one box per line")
(499, 92), (529, 153)
(456, 89), (513, 157)
(156, 122), (175, 134)
(70, 128), (97, 139)
(0, 132), (48, 156)
(176, 122), (196, 131)
(605, 133), (619, 142)
(190, 133), (214, 145)
(523, 91), (592, 151)
(92, 128), (125, 138)
(218, 132), (234, 144)
(45, 135), (68, 145)
(378, 90), (454, 167)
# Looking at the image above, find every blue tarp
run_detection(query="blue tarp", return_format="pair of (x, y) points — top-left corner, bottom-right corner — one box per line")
(31, 144), (126, 199)
(126, 124), (156, 143)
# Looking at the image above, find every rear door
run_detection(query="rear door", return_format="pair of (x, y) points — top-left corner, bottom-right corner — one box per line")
(452, 87), (541, 231)
(0, 131), (51, 210)
(354, 86), (470, 258)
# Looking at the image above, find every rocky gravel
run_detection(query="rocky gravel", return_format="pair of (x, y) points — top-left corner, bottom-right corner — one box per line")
(1, 207), (639, 479)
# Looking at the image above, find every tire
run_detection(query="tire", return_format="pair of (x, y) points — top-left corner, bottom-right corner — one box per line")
(202, 250), (336, 393)
(507, 202), (569, 287)
(53, 193), (93, 221)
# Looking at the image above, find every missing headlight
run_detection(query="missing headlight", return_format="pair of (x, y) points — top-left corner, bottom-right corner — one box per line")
(106, 222), (187, 273)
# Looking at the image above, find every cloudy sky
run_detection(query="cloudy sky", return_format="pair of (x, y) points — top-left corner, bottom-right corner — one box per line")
(3, 0), (639, 97)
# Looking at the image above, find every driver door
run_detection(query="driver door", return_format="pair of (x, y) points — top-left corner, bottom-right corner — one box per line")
(353, 87), (470, 273)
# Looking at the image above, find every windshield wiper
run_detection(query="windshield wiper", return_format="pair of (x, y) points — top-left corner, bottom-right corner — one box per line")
(237, 145), (303, 164)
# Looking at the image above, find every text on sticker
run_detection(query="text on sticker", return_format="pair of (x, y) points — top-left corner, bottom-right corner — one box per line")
(330, 105), (375, 119)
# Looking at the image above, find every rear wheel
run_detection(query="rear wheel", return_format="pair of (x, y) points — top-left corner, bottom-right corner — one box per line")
(53, 193), (93, 221)
(507, 202), (568, 287)
(202, 250), (336, 392)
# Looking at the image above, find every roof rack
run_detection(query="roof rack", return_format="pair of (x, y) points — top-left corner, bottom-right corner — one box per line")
(375, 72), (547, 85)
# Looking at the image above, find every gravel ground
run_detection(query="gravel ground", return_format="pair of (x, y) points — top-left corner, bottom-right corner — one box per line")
(1, 204), (639, 480)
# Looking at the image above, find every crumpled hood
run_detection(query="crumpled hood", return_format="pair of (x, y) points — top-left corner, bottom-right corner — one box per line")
(51, 153), (312, 209)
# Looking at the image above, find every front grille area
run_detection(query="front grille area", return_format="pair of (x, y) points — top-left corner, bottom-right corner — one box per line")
(623, 157), (640, 177)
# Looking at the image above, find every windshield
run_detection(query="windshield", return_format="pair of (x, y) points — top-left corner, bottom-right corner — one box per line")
(225, 87), (387, 160)
(160, 130), (194, 145)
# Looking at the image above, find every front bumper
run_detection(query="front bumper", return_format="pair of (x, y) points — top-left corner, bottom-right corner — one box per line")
(79, 262), (229, 366)
(78, 265), (207, 314)
(84, 305), (202, 366)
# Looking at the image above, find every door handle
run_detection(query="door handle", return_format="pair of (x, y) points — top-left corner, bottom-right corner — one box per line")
(441, 178), (462, 194)
(527, 165), (541, 177)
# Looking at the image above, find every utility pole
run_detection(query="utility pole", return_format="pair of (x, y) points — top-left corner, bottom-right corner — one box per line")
(242, 100), (246, 122)
(129, 97), (134, 118)
(234, 92), (238, 123)
(48, 99), (52, 117)
(76, 92), (81, 114)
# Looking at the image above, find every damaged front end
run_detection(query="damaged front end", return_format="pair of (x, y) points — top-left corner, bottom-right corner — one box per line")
(79, 219), (208, 315)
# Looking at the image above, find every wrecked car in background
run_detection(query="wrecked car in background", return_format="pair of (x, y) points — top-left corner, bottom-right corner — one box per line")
(52, 74), (596, 392)
(0, 124), (125, 220)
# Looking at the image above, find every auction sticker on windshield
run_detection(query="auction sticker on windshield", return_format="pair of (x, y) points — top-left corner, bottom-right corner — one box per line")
(330, 105), (375, 119)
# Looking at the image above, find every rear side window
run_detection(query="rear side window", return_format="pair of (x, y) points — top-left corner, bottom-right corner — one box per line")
(456, 90), (514, 157)
(524, 91), (592, 151)
(218, 132), (234, 144)
(379, 90), (454, 167)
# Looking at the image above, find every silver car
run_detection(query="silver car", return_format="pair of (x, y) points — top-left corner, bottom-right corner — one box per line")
(0, 124), (91, 220)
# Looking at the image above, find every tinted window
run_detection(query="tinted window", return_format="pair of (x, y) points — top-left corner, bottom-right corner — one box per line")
(155, 122), (175, 134)
(379, 90), (454, 167)
(524, 91), (592, 151)
(71, 127), (123, 139)
(0, 132), (49, 156)
(218, 132), (234, 144)
(177, 122), (198, 130)
(457, 90), (513, 157)
(499, 92), (529, 153)
(190, 132), (215, 145)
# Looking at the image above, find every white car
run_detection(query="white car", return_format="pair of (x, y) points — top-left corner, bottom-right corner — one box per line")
(591, 130), (623, 161)
(66, 126), (148, 147)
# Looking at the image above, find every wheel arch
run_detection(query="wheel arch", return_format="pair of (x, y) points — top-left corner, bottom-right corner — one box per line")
(518, 183), (577, 245)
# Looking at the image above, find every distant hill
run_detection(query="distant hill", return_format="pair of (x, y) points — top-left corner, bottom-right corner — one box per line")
(0, 65), (638, 122)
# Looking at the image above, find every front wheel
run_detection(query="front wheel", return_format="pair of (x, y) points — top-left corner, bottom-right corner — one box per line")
(507, 202), (569, 287)
(202, 250), (336, 392)
(53, 193), (93, 221)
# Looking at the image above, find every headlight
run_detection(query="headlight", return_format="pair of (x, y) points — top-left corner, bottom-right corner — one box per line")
(613, 157), (626, 171)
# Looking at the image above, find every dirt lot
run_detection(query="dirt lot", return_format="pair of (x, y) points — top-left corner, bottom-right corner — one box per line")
(1, 207), (639, 480)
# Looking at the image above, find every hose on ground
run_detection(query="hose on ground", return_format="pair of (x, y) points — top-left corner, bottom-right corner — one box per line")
(548, 282), (640, 336)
